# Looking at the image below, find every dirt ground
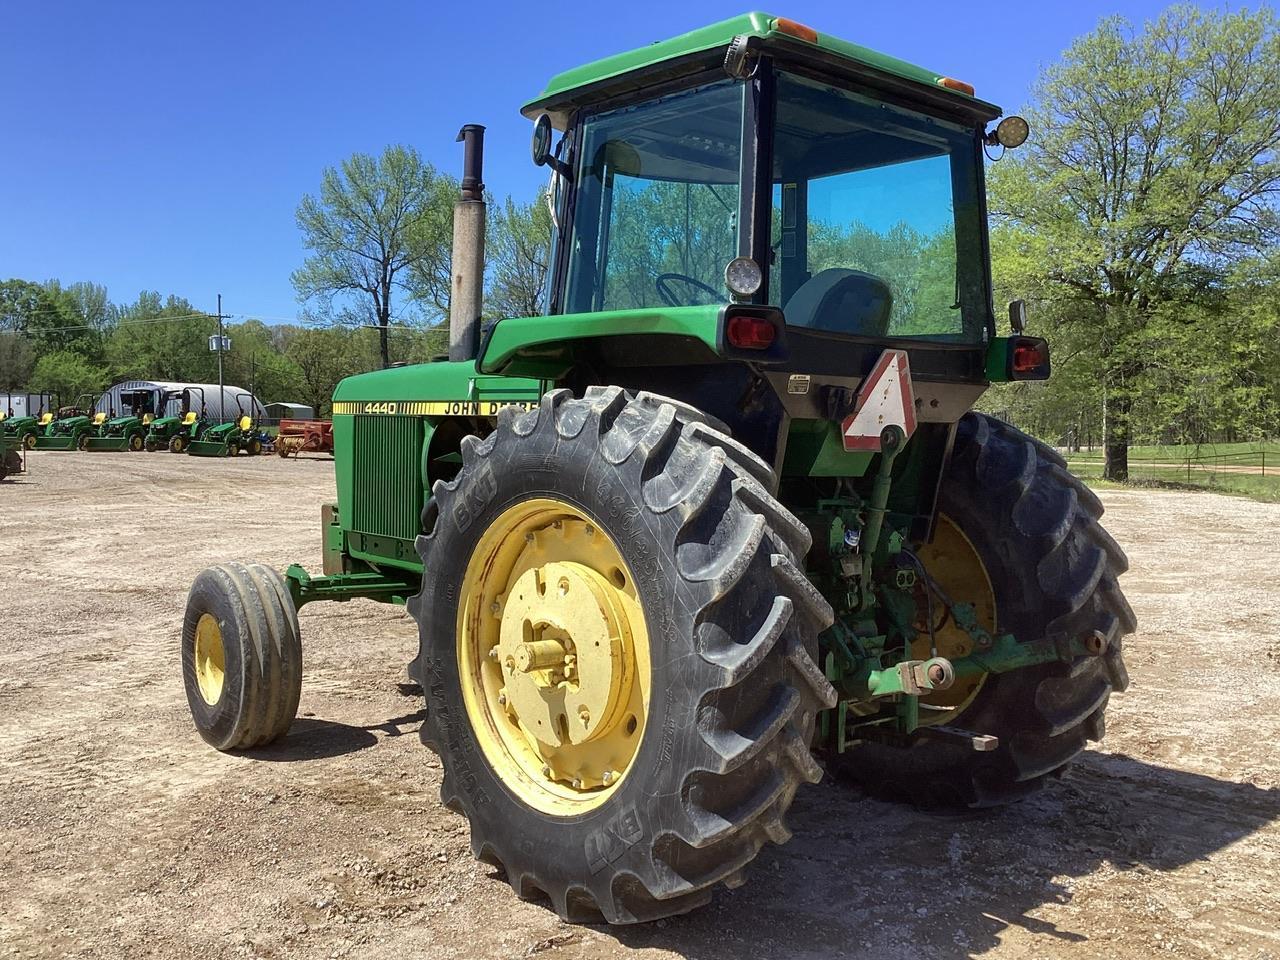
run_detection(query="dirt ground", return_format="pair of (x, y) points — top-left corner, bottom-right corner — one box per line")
(1, 451), (1278, 960)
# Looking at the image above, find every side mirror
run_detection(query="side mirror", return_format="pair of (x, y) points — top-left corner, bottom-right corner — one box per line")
(531, 114), (571, 177)
(531, 114), (554, 167)
(1008, 299), (1028, 334)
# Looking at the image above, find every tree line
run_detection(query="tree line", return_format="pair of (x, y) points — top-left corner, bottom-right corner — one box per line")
(983, 4), (1280, 479)
(0, 149), (550, 415)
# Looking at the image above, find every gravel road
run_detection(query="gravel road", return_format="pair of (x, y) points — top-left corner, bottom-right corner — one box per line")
(1, 451), (1277, 959)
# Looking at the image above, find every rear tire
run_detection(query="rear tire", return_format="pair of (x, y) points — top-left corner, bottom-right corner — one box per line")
(76, 432), (90, 451)
(835, 412), (1135, 807)
(182, 562), (303, 750)
(411, 388), (836, 923)
(248, 438), (263, 456)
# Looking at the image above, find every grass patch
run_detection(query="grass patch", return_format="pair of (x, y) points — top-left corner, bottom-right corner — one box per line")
(1068, 460), (1280, 503)
(1066, 439), (1279, 466)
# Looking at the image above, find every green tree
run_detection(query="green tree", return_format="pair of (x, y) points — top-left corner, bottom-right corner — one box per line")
(29, 350), (108, 406)
(284, 327), (362, 416)
(486, 191), (553, 319)
(293, 145), (456, 369)
(105, 293), (214, 382)
(0, 332), (36, 392)
(989, 5), (1280, 479)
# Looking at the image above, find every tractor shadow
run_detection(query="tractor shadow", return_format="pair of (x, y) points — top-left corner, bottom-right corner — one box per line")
(251, 710), (427, 762)
(605, 750), (1280, 959)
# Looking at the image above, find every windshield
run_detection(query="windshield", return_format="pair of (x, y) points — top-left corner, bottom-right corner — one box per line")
(769, 72), (988, 342)
(563, 79), (743, 314)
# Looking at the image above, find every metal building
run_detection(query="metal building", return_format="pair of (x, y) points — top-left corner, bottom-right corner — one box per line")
(96, 381), (267, 422)
(0, 392), (54, 418)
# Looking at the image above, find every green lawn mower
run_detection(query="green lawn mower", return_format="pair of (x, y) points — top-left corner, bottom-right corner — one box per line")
(186, 393), (264, 458)
(33, 395), (102, 451)
(82, 390), (156, 452)
(143, 389), (195, 451)
(0, 408), (48, 451)
(163, 389), (213, 453)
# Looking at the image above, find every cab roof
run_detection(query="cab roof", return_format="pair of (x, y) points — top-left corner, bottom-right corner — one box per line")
(522, 12), (1002, 127)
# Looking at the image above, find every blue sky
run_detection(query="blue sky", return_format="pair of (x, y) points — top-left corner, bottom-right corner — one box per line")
(0, 0), (1180, 323)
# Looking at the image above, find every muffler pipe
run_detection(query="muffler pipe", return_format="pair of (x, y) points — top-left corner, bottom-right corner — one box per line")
(449, 123), (487, 363)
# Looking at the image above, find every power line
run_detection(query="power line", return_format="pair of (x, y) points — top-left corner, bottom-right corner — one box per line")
(13, 309), (440, 335)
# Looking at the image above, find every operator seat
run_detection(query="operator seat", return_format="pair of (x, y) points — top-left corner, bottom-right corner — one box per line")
(784, 268), (893, 337)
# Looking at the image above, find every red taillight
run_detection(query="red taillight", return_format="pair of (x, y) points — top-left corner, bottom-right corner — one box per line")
(727, 315), (776, 350)
(1012, 340), (1049, 373)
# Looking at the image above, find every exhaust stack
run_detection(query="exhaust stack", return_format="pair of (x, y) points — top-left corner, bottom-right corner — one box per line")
(449, 124), (486, 363)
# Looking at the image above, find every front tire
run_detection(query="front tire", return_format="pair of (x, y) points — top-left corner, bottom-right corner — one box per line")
(837, 412), (1135, 807)
(182, 562), (302, 750)
(169, 435), (186, 454)
(411, 388), (836, 923)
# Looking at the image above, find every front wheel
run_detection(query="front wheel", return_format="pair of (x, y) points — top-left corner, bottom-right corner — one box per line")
(169, 435), (186, 454)
(22, 432), (36, 451)
(835, 412), (1135, 807)
(128, 433), (144, 452)
(182, 562), (302, 750)
(411, 388), (836, 923)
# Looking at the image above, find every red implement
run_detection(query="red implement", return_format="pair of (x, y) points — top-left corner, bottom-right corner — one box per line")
(275, 419), (334, 458)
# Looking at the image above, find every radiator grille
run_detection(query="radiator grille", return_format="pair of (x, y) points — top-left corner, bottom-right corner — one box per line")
(351, 415), (424, 541)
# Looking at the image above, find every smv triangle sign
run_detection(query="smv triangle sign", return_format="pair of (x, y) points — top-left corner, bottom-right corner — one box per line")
(841, 349), (917, 452)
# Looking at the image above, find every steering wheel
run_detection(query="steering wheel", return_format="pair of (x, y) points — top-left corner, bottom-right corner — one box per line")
(656, 272), (722, 308)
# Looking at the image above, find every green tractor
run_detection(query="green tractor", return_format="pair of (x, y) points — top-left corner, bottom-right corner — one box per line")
(144, 388), (203, 452)
(33, 395), (103, 451)
(181, 13), (1134, 924)
(82, 390), (155, 452)
(185, 392), (264, 457)
(0, 435), (23, 481)
(0, 405), (49, 451)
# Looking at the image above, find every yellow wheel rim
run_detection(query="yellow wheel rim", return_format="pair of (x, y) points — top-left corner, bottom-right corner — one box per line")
(457, 498), (650, 816)
(911, 514), (996, 721)
(194, 613), (226, 705)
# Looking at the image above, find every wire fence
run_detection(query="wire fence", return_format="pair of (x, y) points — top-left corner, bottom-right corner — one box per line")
(1063, 442), (1280, 501)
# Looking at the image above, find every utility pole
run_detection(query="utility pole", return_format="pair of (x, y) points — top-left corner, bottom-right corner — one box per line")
(216, 293), (226, 423)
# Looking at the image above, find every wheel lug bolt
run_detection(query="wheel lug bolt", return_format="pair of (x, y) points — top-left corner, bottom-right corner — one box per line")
(584, 525), (594, 537)
(541, 764), (552, 778)
(490, 601), (501, 614)
(497, 690), (507, 705)
(572, 778), (583, 789)
(601, 770), (616, 786)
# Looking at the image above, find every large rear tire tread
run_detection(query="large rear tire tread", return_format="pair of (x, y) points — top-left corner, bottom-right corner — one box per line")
(836, 412), (1135, 808)
(410, 387), (834, 923)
